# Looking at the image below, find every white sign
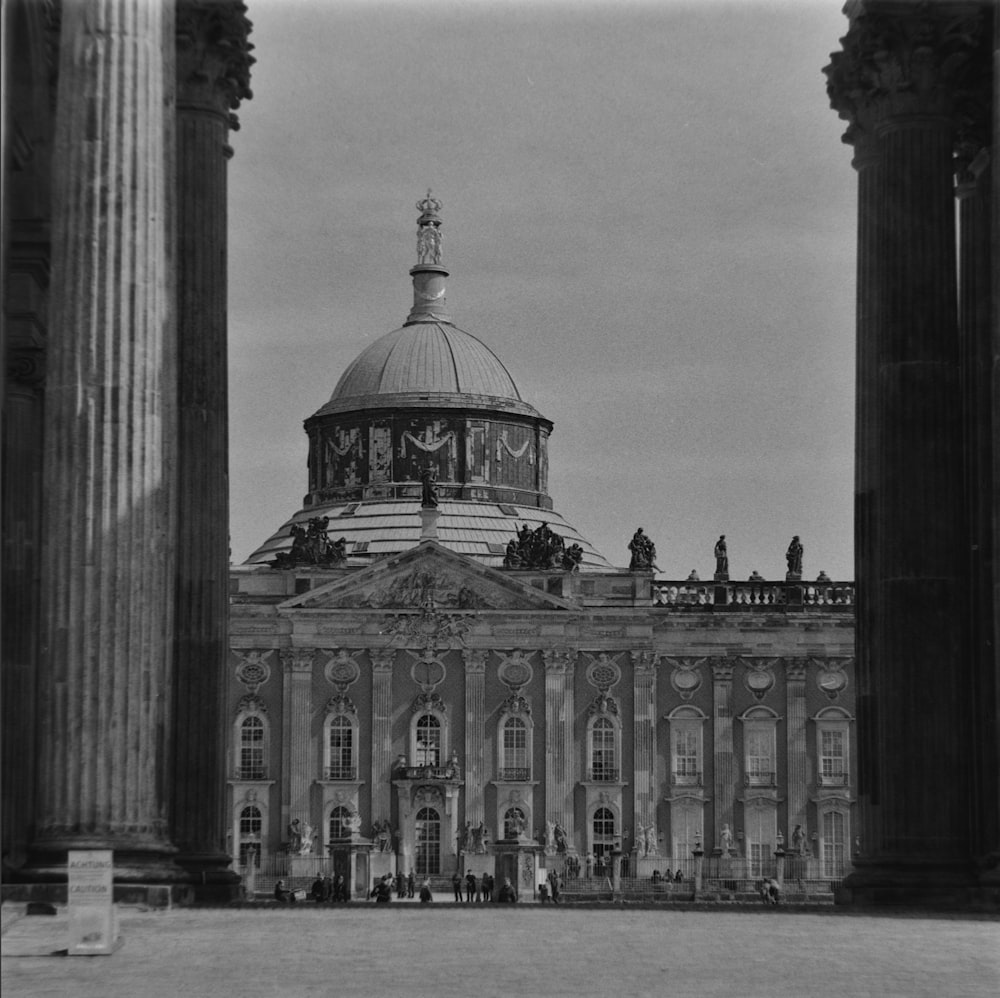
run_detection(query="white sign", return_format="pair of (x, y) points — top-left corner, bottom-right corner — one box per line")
(67, 850), (117, 955)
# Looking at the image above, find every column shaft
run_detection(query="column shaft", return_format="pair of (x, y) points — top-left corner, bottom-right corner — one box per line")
(544, 652), (576, 846)
(711, 661), (734, 851)
(632, 656), (657, 830)
(463, 651), (487, 827)
(371, 652), (394, 822)
(282, 651), (315, 831)
(33, 0), (178, 878)
(785, 661), (808, 839)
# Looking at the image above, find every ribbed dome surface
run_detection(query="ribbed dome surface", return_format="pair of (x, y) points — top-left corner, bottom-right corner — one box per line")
(330, 322), (522, 403)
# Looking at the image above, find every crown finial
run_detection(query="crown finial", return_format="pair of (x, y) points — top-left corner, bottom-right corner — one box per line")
(415, 190), (443, 266)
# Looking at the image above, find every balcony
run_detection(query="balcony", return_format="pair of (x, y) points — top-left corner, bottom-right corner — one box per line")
(395, 764), (461, 781)
(235, 766), (267, 781)
(671, 771), (703, 786)
(744, 771), (776, 787)
(323, 765), (357, 781)
(588, 768), (620, 782)
(497, 767), (532, 782)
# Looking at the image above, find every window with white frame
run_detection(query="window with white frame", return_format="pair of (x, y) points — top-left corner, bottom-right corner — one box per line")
(592, 807), (617, 860)
(589, 716), (619, 781)
(670, 801), (703, 865)
(414, 713), (443, 767)
(744, 802), (776, 876)
(821, 809), (848, 878)
(815, 707), (852, 787)
(740, 707), (778, 787)
(324, 714), (356, 780)
(239, 805), (262, 866)
(500, 715), (531, 781)
(329, 805), (351, 841)
(237, 714), (267, 780)
(503, 806), (527, 840)
(668, 706), (706, 786)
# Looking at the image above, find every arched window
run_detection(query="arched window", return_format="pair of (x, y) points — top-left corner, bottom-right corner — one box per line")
(325, 715), (355, 780)
(329, 805), (351, 841)
(500, 716), (530, 781)
(821, 809), (847, 878)
(592, 806), (616, 859)
(503, 806), (527, 840)
(590, 717), (618, 781)
(239, 805), (262, 867)
(739, 706), (780, 788)
(813, 707), (853, 788)
(667, 706), (707, 786)
(238, 714), (267, 780)
(415, 714), (442, 767)
(415, 807), (441, 876)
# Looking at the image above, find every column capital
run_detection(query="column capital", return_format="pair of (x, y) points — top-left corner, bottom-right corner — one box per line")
(543, 648), (576, 675)
(710, 657), (734, 682)
(370, 648), (396, 673)
(280, 648), (315, 674)
(784, 657), (808, 682)
(176, 0), (254, 126)
(462, 648), (488, 674)
(633, 650), (658, 677)
(824, 1), (988, 140)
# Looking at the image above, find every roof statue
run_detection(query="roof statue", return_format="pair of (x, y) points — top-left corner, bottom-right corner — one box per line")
(415, 189), (443, 266)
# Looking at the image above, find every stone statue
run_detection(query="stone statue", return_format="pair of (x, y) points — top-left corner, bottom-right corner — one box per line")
(714, 535), (728, 578)
(502, 538), (521, 569)
(561, 543), (584, 572)
(273, 517), (345, 569)
(476, 821), (491, 853)
(785, 535), (803, 578)
(645, 825), (658, 857)
(501, 521), (569, 571)
(554, 822), (568, 853)
(792, 824), (806, 856)
(445, 751), (460, 778)
(634, 821), (646, 857)
(287, 818), (302, 854)
(420, 464), (438, 508)
(417, 224), (442, 265)
(720, 823), (734, 857)
(300, 821), (317, 855)
(776, 829), (785, 849)
(628, 527), (657, 571)
(342, 812), (361, 841)
(460, 821), (473, 852)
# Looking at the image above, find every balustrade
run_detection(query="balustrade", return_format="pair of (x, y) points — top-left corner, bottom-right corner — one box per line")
(497, 767), (532, 782)
(588, 767), (620, 782)
(652, 581), (854, 608)
(323, 765), (357, 781)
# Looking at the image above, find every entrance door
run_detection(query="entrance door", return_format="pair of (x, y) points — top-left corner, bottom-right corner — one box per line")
(415, 807), (441, 876)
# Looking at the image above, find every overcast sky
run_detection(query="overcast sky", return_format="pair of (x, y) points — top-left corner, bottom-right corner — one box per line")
(227, 0), (857, 581)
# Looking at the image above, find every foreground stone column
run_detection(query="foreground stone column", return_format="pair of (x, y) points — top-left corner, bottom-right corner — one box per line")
(170, 0), (252, 889)
(826, 0), (989, 903)
(31, 0), (180, 880)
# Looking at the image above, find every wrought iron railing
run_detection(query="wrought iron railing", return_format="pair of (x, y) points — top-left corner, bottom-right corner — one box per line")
(324, 765), (357, 781)
(819, 771), (848, 786)
(235, 766), (267, 780)
(671, 771), (702, 786)
(498, 767), (532, 782)
(743, 771), (776, 787)
(588, 767), (620, 782)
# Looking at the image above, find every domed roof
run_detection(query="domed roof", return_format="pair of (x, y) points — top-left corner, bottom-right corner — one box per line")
(331, 322), (522, 403)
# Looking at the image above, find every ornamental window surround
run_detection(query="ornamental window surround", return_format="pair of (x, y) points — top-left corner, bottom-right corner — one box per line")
(238, 804), (262, 867)
(329, 804), (352, 842)
(411, 710), (448, 769)
(587, 714), (621, 782)
(666, 706), (707, 786)
(814, 706), (853, 787)
(738, 706), (780, 788)
(496, 696), (533, 781)
(323, 712), (358, 781)
(818, 806), (850, 879)
(591, 806), (617, 858)
(234, 707), (268, 781)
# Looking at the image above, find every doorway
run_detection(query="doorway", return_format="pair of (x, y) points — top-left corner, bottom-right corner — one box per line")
(415, 806), (441, 876)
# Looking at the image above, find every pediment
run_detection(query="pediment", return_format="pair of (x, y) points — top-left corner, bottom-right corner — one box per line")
(277, 541), (579, 612)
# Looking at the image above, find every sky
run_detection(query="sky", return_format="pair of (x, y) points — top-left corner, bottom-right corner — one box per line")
(227, 0), (857, 581)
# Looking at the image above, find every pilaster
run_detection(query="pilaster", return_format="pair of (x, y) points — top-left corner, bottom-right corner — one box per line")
(463, 649), (488, 827)
(632, 652), (658, 831)
(711, 658), (735, 852)
(784, 658), (809, 841)
(31, 0), (179, 881)
(370, 649), (395, 823)
(281, 648), (315, 836)
(543, 649), (576, 847)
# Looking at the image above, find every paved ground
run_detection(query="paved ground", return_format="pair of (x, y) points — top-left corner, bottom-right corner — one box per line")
(3, 902), (998, 998)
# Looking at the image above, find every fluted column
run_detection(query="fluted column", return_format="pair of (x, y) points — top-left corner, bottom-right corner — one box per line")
(711, 659), (734, 852)
(544, 649), (576, 848)
(632, 652), (658, 833)
(370, 650), (395, 823)
(784, 659), (808, 841)
(463, 649), (487, 827)
(826, 0), (989, 900)
(170, 0), (252, 884)
(31, 0), (179, 880)
(281, 649), (315, 836)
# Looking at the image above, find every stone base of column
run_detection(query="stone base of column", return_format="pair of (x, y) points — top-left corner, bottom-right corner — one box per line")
(23, 838), (188, 885)
(836, 859), (999, 910)
(174, 851), (242, 901)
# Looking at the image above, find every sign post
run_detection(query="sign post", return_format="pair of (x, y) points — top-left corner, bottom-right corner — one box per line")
(67, 850), (118, 955)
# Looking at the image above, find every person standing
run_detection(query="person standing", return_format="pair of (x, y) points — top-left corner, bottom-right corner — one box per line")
(481, 872), (493, 902)
(465, 870), (477, 903)
(407, 870), (416, 899)
(419, 880), (433, 903)
(497, 878), (517, 903)
(452, 870), (463, 902)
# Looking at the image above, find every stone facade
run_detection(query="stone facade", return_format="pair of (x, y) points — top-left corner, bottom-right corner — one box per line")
(228, 543), (856, 894)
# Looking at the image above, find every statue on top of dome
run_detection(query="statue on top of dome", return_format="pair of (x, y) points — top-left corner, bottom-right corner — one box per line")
(628, 528), (658, 572)
(416, 190), (443, 265)
(271, 517), (348, 569)
(420, 464), (439, 508)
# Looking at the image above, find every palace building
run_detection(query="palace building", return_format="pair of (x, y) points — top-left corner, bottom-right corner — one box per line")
(228, 198), (857, 897)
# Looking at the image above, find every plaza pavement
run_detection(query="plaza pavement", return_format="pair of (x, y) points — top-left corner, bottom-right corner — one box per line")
(3, 901), (998, 998)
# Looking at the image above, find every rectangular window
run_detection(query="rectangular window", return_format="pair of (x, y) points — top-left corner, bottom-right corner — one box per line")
(820, 729), (846, 784)
(822, 811), (846, 878)
(745, 729), (773, 785)
(502, 724), (528, 773)
(673, 727), (700, 784)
